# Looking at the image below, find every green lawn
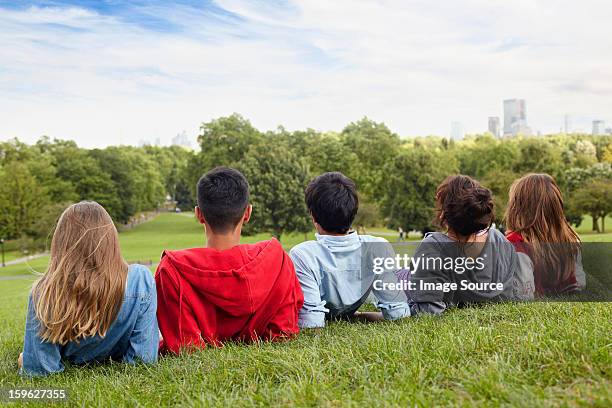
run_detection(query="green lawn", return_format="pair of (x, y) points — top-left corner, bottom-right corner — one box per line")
(0, 213), (610, 406)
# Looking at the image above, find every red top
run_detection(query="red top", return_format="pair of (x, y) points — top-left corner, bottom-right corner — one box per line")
(505, 231), (578, 296)
(155, 239), (304, 354)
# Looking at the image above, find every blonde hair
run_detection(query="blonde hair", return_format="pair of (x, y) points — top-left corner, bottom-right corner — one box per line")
(505, 174), (580, 294)
(32, 201), (128, 345)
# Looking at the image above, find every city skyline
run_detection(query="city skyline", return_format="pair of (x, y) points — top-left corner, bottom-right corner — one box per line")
(1, 1), (611, 147)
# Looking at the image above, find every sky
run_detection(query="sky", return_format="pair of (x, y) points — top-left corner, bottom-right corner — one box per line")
(1, 0), (611, 147)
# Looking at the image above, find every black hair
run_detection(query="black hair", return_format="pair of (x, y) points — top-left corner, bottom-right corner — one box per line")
(305, 172), (358, 234)
(197, 167), (249, 233)
(435, 175), (494, 237)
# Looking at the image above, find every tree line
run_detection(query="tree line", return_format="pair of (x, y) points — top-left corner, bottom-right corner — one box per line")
(1, 114), (611, 251)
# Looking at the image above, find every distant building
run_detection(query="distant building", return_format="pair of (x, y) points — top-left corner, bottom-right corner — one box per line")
(592, 120), (606, 135)
(488, 116), (501, 137)
(450, 122), (464, 140)
(503, 99), (529, 136)
(172, 131), (193, 149)
(605, 127), (612, 135)
(564, 114), (572, 133)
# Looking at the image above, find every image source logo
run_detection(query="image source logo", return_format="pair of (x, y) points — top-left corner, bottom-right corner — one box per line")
(362, 242), (612, 302)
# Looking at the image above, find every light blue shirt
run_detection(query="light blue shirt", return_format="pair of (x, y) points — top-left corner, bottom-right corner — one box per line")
(290, 232), (410, 328)
(21, 264), (158, 376)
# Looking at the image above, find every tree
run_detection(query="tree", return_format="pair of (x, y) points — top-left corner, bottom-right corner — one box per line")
(603, 143), (612, 164)
(353, 202), (381, 234)
(456, 135), (520, 179)
(513, 138), (564, 179)
(380, 146), (458, 233)
(90, 147), (165, 223)
(0, 162), (48, 239)
(571, 180), (612, 233)
(341, 117), (401, 201)
(481, 169), (520, 225)
(564, 163), (612, 231)
(238, 143), (311, 240)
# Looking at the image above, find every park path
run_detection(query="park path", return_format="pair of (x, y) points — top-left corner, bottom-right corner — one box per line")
(0, 274), (38, 281)
(2, 252), (48, 267)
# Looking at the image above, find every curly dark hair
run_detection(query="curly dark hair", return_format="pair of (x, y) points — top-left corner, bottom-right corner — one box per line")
(434, 175), (494, 237)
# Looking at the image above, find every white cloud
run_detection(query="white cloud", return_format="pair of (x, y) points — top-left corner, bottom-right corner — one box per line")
(0, 0), (611, 147)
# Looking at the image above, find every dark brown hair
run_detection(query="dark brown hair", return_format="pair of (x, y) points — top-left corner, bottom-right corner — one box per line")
(435, 175), (494, 237)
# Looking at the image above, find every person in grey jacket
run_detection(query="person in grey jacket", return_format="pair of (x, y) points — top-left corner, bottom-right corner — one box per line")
(404, 175), (530, 315)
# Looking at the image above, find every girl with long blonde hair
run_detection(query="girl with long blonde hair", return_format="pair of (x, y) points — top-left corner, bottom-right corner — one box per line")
(505, 174), (585, 296)
(19, 201), (158, 376)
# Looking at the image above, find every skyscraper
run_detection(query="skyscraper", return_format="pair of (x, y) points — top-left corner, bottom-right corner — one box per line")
(488, 116), (500, 137)
(503, 99), (529, 136)
(450, 121), (464, 140)
(592, 120), (605, 135)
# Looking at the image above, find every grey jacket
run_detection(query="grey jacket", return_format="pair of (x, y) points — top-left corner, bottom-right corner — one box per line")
(408, 228), (523, 315)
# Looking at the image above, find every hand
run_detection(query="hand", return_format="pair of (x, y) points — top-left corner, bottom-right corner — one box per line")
(18, 353), (23, 368)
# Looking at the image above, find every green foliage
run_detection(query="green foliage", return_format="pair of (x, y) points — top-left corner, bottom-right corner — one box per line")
(238, 142), (311, 239)
(353, 201), (382, 233)
(0, 161), (48, 239)
(0, 138), (185, 246)
(570, 180), (612, 233)
(380, 146), (458, 232)
(341, 117), (401, 200)
(2, 117), (611, 245)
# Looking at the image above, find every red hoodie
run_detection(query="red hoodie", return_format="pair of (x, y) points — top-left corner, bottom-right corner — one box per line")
(155, 238), (304, 354)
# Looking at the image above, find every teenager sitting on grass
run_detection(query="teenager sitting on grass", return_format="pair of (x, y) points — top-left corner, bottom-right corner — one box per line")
(155, 167), (303, 353)
(405, 175), (532, 315)
(505, 173), (585, 296)
(290, 172), (410, 328)
(19, 201), (158, 376)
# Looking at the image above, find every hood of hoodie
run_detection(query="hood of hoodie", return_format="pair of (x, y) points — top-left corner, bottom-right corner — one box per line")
(314, 231), (363, 253)
(160, 238), (288, 316)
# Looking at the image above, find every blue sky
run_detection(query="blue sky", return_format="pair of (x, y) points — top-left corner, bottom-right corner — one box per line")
(1, 0), (611, 146)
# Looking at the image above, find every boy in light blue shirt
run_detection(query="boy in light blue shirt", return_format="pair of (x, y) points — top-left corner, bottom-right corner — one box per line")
(290, 172), (410, 328)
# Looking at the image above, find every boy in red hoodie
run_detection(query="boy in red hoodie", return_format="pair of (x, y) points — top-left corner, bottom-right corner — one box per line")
(155, 167), (304, 354)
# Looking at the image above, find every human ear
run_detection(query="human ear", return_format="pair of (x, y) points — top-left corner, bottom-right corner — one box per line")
(195, 207), (206, 225)
(243, 205), (252, 224)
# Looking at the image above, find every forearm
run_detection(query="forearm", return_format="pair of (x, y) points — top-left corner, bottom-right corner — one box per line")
(353, 311), (384, 322)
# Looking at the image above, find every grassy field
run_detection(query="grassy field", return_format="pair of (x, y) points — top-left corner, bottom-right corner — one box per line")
(0, 213), (610, 406)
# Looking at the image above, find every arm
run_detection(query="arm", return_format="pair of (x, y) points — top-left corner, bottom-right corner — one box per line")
(123, 269), (159, 364)
(575, 250), (586, 290)
(514, 252), (535, 300)
(289, 249), (328, 329)
(21, 294), (64, 377)
(369, 241), (410, 320)
(407, 241), (450, 316)
(155, 261), (203, 354)
(353, 311), (384, 322)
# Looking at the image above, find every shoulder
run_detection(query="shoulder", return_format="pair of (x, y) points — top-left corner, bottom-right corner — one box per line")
(289, 240), (320, 258)
(504, 230), (524, 243)
(421, 232), (448, 244)
(126, 264), (156, 297)
(358, 234), (388, 244)
(487, 228), (508, 242)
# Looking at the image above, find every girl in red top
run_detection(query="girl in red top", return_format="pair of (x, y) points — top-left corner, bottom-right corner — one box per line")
(505, 173), (585, 296)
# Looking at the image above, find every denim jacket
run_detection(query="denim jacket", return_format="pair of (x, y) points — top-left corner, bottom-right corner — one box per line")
(21, 264), (158, 376)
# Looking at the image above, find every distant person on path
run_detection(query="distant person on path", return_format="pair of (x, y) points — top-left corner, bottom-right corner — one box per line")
(505, 174), (585, 296)
(405, 175), (532, 316)
(398, 227), (405, 241)
(155, 167), (303, 354)
(19, 202), (158, 376)
(290, 172), (410, 328)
